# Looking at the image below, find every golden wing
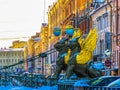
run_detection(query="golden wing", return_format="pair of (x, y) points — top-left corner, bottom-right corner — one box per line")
(76, 28), (97, 64)
(72, 28), (83, 48)
(64, 28), (82, 64)
(82, 28), (97, 51)
(72, 28), (82, 38)
(76, 50), (93, 64)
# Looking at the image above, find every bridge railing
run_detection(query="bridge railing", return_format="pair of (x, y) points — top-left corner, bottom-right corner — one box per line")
(75, 86), (120, 90)
(0, 72), (48, 87)
(0, 48), (57, 87)
(58, 82), (120, 90)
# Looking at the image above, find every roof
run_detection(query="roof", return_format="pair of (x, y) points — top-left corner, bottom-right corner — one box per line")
(0, 48), (24, 52)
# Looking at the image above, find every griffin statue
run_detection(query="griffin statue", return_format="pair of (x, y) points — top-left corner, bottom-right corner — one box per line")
(53, 25), (103, 79)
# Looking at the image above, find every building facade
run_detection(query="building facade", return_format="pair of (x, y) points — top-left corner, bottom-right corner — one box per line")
(47, 0), (82, 75)
(38, 23), (50, 75)
(0, 48), (24, 72)
(90, 1), (112, 60)
(117, 0), (120, 76)
(47, 0), (120, 76)
(23, 46), (28, 71)
(75, 0), (92, 33)
(112, 0), (120, 75)
(89, 0), (120, 75)
(26, 32), (41, 73)
(27, 38), (35, 73)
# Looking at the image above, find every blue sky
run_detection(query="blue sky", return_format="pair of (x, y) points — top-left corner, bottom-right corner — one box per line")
(0, 0), (56, 48)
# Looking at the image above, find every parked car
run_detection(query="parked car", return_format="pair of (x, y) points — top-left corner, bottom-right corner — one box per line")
(107, 78), (120, 87)
(74, 78), (91, 87)
(91, 61), (105, 70)
(74, 76), (120, 87)
(88, 76), (120, 86)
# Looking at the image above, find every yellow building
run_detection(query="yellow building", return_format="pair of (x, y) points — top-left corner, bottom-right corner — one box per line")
(40, 23), (48, 52)
(23, 46), (28, 71)
(47, 0), (83, 51)
(39, 23), (51, 75)
(0, 48), (24, 72)
(47, 0), (93, 39)
(47, 0), (77, 75)
(27, 38), (35, 57)
(27, 34), (40, 73)
(21, 24), (49, 74)
(34, 41), (42, 74)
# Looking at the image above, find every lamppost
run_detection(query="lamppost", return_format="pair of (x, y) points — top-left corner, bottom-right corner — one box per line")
(116, 0), (120, 76)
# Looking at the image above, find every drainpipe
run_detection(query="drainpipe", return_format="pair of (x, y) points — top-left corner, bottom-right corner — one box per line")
(75, 0), (78, 28)
(86, 0), (89, 33)
(106, 0), (112, 75)
(116, 0), (120, 76)
(106, 0), (112, 52)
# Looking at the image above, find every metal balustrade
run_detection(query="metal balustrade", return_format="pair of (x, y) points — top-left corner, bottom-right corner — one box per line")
(58, 83), (120, 90)
(0, 48), (119, 89)
(0, 73), (47, 87)
(0, 48), (57, 87)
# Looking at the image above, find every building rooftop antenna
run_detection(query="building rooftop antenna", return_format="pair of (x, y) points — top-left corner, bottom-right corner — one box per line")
(43, 0), (46, 23)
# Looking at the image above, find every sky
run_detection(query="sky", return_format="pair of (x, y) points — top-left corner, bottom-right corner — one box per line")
(0, 0), (56, 48)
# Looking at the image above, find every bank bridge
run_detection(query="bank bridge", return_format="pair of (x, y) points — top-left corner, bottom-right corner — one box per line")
(0, 49), (119, 90)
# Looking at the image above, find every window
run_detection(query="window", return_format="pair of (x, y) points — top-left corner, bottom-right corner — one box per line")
(12, 59), (14, 63)
(3, 59), (5, 63)
(97, 15), (106, 31)
(93, 47), (97, 55)
(97, 17), (100, 31)
(92, 20), (96, 28)
(50, 54), (53, 64)
(103, 13), (108, 28)
(15, 59), (17, 63)
(119, 15), (120, 34)
(65, 7), (69, 17)
(101, 40), (105, 54)
(101, 16), (104, 29)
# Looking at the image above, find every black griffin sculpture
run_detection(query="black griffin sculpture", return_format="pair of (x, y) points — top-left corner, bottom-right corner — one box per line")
(53, 37), (69, 78)
(65, 37), (103, 79)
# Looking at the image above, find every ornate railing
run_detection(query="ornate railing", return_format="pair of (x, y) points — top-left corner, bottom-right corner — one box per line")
(0, 48), (57, 87)
(58, 81), (120, 90)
